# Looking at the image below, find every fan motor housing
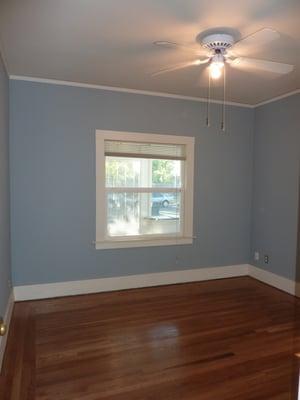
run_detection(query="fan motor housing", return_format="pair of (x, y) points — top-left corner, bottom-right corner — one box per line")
(201, 33), (234, 51)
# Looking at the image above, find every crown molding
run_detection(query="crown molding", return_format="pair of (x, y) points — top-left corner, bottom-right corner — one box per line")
(9, 75), (300, 108)
(254, 89), (300, 108)
(9, 75), (253, 108)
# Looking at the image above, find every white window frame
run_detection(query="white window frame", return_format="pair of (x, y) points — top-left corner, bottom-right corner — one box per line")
(95, 130), (195, 249)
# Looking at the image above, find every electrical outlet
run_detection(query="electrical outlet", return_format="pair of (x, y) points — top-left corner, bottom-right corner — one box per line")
(254, 251), (259, 261)
(264, 255), (269, 264)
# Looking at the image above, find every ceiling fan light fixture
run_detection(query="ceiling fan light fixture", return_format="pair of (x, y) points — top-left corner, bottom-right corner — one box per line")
(209, 56), (224, 79)
(210, 63), (223, 79)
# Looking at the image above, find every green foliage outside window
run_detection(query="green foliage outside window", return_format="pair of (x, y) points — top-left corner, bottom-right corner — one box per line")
(152, 160), (176, 186)
(106, 157), (180, 187)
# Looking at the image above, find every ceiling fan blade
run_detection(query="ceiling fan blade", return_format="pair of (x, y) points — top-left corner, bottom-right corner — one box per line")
(151, 59), (209, 77)
(153, 41), (205, 55)
(230, 57), (294, 74)
(233, 28), (280, 53)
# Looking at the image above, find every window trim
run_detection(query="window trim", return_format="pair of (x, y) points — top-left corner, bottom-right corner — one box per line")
(95, 130), (195, 249)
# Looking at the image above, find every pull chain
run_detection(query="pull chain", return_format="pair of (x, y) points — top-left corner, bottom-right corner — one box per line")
(221, 63), (226, 132)
(206, 71), (211, 127)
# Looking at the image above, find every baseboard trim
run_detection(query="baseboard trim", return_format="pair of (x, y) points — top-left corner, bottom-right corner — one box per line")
(248, 265), (296, 295)
(13, 264), (297, 301)
(14, 264), (249, 301)
(0, 291), (14, 372)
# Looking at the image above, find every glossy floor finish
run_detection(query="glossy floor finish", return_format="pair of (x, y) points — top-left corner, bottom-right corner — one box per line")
(1, 277), (300, 399)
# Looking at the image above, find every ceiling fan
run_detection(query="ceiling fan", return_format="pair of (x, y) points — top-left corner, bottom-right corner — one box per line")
(153, 28), (294, 131)
(153, 28), (294, 79)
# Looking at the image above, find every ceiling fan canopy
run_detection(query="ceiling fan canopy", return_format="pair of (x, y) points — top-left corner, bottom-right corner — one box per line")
(201, 33), (234, 51)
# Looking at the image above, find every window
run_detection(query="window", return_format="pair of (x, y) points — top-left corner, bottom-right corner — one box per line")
(95, 130), (194, 249)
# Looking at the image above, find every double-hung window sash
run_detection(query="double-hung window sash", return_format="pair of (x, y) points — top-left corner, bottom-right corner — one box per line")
(104, 140), (185, 240)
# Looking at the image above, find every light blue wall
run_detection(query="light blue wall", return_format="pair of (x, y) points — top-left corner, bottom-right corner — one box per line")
(251, 94), (300, 280)
(10, 80), (254, 286)
(0, 53), (11, 315)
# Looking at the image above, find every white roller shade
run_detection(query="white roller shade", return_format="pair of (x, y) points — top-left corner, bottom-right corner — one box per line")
(105, 140), (186, 160)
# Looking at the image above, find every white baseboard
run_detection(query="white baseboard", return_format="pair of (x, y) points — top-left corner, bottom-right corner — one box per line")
(248, 265), (296, 295)
(13, 264), (297, 302)
(0, 291), (14, 372)
(14, 264), (249, 301)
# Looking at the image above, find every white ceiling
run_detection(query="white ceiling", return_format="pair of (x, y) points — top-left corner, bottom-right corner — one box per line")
(0, 0), (299, 105)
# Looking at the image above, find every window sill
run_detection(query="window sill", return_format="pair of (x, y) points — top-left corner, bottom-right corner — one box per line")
(95, 237), (193, 250)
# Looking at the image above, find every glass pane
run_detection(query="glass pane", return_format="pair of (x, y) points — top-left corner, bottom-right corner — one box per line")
(152, 159), (181, 188)
(107, 192), (181, 237)
(106, 157), (182, 188)
(105, 157), (141, 188)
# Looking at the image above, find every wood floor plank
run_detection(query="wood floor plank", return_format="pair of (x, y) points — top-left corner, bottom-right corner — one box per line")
(1, 277), (300, 399)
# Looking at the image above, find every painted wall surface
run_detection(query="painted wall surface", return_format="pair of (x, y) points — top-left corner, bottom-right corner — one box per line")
(0, 53), (11, 315)
(10, 80), (254, 286)
(251, 94), (300, 280)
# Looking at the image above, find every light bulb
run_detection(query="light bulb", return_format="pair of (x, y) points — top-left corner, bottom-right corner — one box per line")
(210, 62), (224, 80)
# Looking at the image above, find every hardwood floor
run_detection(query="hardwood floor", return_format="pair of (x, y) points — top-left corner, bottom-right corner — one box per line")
(1, 277), (300, 399)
